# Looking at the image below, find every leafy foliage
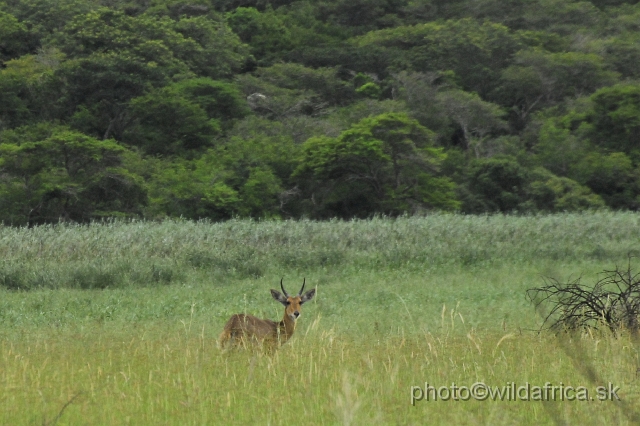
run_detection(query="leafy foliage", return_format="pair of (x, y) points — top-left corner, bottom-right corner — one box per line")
(296, 113), (458, 217)
(2, 0), (640, 223)
(0, 124), (146, 225)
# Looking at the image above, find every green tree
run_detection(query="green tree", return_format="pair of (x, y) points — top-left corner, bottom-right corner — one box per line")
(170, 78), (249, 127)
(497, 50), (619, 127)
(0, 31), (62, 130)
(143, 156), (240, 220)
(391, 71), (456, 142)
(45, 10), (248, 138)
(354, 18), (523, 96)
(172, 15), (251, 78)
(534, 111), (590, 176)
(4, 0), (95, 40)
(0, 10), (35, 63)
(250, 63), (356, 107)
(586, 83), (640, 154)
(0, 124), (146, 225)
(436, 89), (507, 156)
(295, 112), (459, 217)
(313, 0), (406, 32)
(123, 78), (248, 155)
(237, 165), (284, 217)
(236, 72), (329, 119)
(226, 7), (293, 63)
(53, 8), (248, 78)
(125, 89), (221, 156)
(572, 152), (640, 210)
(59, 53), (173, 140)
(525, 167), (606, 212)
(143, 116), (300, 220)
(460, 157), (528, 213)
(215, 117), (302, 217)
(599, 35), (640, 79)
(532, 97), (640, 210)
(519, 0), (603, 35)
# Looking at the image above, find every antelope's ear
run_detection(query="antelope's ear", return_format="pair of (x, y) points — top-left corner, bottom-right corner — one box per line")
(300, 288), (316, 304)
(271, 289), (288, 305)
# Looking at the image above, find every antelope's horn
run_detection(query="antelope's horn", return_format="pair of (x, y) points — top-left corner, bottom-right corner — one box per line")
(299, 278), (306, 296)
(280, 278), (289, 297)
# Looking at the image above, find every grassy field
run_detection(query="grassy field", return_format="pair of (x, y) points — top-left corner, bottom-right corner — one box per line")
(1, 212), (640, 424)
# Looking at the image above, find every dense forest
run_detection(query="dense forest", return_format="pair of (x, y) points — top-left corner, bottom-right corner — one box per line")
(1, 0), (640, 224)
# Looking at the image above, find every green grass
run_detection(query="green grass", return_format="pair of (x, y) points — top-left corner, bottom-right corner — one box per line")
(1, 212), (639, 291)
(1, 212), (640, 424)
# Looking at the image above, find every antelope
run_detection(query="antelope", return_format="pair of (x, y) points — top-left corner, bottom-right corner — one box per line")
(218, 278), (316, 350)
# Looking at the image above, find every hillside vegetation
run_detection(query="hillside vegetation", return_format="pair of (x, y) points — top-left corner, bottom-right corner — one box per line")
(1, 0), (640, 224)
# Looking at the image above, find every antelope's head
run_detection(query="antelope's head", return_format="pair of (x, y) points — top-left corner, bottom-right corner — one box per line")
(271, 278), (315, 322)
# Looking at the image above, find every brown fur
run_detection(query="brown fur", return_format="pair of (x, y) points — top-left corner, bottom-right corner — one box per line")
(219, 280), (316, 350)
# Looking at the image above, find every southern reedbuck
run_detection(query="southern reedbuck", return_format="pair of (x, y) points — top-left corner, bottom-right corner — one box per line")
(218, 278), (316, 350)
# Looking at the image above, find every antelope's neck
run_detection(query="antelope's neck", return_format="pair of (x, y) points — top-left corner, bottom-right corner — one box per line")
(277, 314), (296, 343)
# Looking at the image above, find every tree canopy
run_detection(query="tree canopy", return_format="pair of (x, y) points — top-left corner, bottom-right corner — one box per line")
(1, 0), (640, 223)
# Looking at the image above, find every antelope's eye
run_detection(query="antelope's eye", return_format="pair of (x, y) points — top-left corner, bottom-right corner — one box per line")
(286, 301), (291, 305)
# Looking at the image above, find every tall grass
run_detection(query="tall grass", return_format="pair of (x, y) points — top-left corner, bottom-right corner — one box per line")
(1, 319), (638, 425)
(1, 212), (640, 424)
(1, 212), (639, 290)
